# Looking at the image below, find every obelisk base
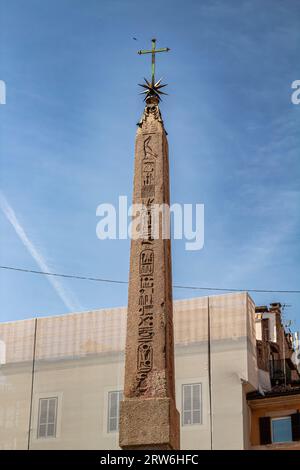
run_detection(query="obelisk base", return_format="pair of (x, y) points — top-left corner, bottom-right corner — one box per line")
(119, 397), (180, 450)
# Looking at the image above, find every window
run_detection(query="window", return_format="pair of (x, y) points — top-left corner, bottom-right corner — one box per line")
(271, 417), (292, 443)
(260, 413), (300, 445)
(37, 397), (58, 439)
(182, 383), (202, 426)
(107, 391), (123, 433)
(0, 340), (5, 364)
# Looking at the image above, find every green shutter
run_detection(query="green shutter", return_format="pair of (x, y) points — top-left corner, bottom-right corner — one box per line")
(291, 412), (300, 441)
(259, 416), (271, 445)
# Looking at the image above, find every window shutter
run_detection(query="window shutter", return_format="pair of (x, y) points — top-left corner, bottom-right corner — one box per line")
(259, 416), (271, 445)
(108, 391), (123, 433)
(183, 384), (192, 425)
(182, 383), (202, 426)
(47, 398), (57, 437)
(37, 397), (57, 439)
(291, 412), (300, 441)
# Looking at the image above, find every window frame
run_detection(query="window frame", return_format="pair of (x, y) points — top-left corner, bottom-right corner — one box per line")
(181, 383), (202, 427)
(271, 416), (293, 444)
(107, 390), (123, 433)
(37, 396), (58, 439)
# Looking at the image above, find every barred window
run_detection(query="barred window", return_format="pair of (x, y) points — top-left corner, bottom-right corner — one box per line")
(108, 391), (123, 433)
(182, 383), (202, 426)
(37, 397), (58, 439)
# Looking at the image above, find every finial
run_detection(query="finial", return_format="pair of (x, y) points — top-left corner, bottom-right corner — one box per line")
(139, 77), (168, 103)
(137, 39), (170, 102)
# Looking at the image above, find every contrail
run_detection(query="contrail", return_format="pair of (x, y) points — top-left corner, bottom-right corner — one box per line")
(0, 191), (79, 311)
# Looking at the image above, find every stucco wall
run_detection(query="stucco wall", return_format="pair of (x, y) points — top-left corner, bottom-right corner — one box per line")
(0, 293), (257, 450)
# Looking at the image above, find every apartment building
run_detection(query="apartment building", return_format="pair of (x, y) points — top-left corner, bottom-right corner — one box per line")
(0, 293), (299, 450)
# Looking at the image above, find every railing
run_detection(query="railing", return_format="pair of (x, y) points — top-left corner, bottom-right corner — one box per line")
(270, 359), (291, 385)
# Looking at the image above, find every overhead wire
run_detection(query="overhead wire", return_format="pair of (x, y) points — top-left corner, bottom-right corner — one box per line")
(1, 265), (299, 294)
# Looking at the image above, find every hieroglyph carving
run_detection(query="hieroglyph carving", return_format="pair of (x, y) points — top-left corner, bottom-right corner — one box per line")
(136, 135), (157, 392)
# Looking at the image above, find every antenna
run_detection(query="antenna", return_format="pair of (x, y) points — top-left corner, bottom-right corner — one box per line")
(280, 303), (293, 388)
(281, 303), (292, 329)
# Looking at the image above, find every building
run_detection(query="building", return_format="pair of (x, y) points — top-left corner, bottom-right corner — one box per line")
(248, 387), (300, 449)
(0, 292), (299, 450)
(248, 303), (300, 449)
(255, 303), (300, 388)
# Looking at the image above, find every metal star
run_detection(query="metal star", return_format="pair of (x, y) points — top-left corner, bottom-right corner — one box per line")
(138, 77), (168, 102)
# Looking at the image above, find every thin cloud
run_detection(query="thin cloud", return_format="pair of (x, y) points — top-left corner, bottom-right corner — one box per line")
(223, 190), (299, 285)
(0, 191), (80, 311)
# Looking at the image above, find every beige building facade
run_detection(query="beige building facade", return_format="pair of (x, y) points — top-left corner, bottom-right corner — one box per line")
(0, 292), (272, 450)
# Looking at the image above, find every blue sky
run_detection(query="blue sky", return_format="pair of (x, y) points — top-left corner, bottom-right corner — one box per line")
(0, 0), (299, 329)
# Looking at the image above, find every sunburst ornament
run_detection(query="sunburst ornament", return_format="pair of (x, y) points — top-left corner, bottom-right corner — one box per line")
(138, 77), (168, 102)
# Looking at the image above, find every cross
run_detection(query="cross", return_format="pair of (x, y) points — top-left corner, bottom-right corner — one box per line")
(138, 39), (170, 85)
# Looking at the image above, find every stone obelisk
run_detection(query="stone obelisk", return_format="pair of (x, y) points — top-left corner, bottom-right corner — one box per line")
(119, 40), (180, 450)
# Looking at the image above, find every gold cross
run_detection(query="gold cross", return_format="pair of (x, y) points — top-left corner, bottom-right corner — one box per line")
(138, 39), (170, 85)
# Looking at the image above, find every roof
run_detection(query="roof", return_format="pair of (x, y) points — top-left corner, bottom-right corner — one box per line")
(247, 385), (300, 400)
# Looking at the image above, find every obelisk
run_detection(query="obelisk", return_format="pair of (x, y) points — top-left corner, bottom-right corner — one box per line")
(119, 40), (180, 450)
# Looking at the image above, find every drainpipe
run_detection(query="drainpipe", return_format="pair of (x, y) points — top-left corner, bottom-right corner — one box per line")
(27, 318), (37, 450)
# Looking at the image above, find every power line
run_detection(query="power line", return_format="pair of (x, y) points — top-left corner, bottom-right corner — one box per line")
(1, 264), (300, 294)
(0, 265), (128, 285)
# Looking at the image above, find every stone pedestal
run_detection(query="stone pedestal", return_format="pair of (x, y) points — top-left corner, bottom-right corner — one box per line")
(120, 398), (180, 450)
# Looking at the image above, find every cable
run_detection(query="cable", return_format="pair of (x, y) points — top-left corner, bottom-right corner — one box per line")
(1, 264), (300, 294)
(0, 265), (128, 285)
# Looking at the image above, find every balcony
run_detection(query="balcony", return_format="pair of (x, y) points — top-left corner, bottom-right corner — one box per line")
(270, 359), (291, 385)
